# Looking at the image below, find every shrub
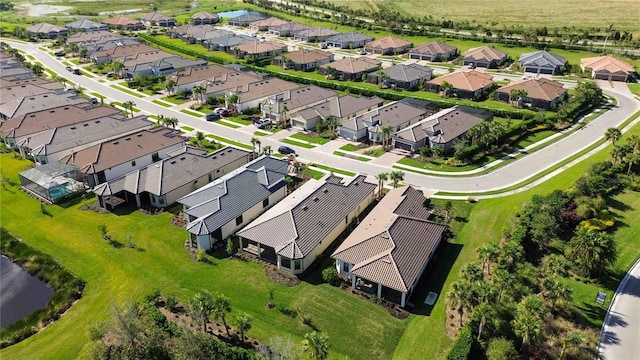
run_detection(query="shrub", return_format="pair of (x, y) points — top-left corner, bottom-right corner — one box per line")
(446, 325), (472, 360)
(321, 266), (339, 285)
(226, 238), (236, 255)
(196, 249), (207, 262)
(486, 338), (518, 360)
(165, 295), (178, 312)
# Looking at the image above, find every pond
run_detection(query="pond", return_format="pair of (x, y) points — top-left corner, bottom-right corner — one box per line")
(0, 255), (53, 327)
(217, 9), (265, 18)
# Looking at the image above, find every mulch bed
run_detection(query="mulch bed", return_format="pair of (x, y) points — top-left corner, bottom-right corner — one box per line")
(170, 212), (188, 227)
(79, 201), (110, 214)
(349, 288), (410, 320)
(265, 266), (301, 287)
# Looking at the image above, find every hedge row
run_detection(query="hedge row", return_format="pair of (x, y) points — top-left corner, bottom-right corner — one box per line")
(446, 325), (473, 360)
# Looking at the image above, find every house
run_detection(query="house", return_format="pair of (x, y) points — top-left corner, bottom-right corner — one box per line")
(268, 22), (312, 37)
(19, 162), (85, 204)
(260, 85), (338, 124)
(170, 25), (229, 45)
(364, 36), (412, 55)
(65, 18), (108, 32)
(168, 64), (237, 93)
(426, 70), (494, 100)
(367, 63), (433, 90)
(234, 41), (288, 59)
(321, 57), (381, 81)
(127, 56), (206, 78)
(1, 104), (121, 149)
(461, 46), (507, 68)
(288, 94), (384, 130)
(325, 31), (374, 49)
(0, 92), (88, 121)
(339, 100), (429, 143)
(580, 56), (635, 82)
(393, 105), (493, 153)
(495, 78), (567, 110)
(237, 174), (377, 274)
(409, 41), (458, 62)
(191, 11), (219, 25)
(14, 115), (153, 166)
(230, 77), (300, 112)
(332, 186), (447, 307)
(293, 27), (340, 43)
(93, 146), (254, 210)
(204, 33), (254, 52)
(66, 30), (126, 46)
(178, 155), (289, 250)
(519, 50), (567, 75)
(90, 43), (158, 64)
(102, 15), (145, 31)
(248, 17), (289, 32)
(139, 12), (176, 27)
(202, 71), (264, 100)
(26, 23), (68, 39)
(227, 13), (268, 27)
(58, 127), (185, 187)
(0, 65), (32, 80)
(274, 49), (334, 72)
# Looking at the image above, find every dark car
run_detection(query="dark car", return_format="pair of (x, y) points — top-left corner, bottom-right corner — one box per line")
(278, 146), (296, 155)
(89, 97), (99, 105)
(205, 113), (220, 121)
(54, 51), (65, 57)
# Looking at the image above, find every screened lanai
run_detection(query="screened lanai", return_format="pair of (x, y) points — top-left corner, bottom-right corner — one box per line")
(19, 163), (85, 203)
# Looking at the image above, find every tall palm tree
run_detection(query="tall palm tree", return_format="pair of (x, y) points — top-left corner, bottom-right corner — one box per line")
(610, 145), (625, 165)
(565, 227), (617, 278)
(250, 137), (258, 153)
(280, 105), (289, 127)
(54, 75), (67, 89)
(626, 134), (640, 155)
(491, 268), (513, 302)
(79, 47), (88, 60)
(543, 276), (572, 312)
(69, 42), (79, 57)
(472, 303), (495, 342)
(517, 295), (546, 319)
(233, 312), (252, 346)
(498, 240), (523, 272)
(477, 243), (499, 275)
(164, 78), (176, 96)
(212, 294), (231, 337)
(440, 81), (454, 98)
(192, 85), (205, 105)
(447, 280), (474, 327)
(475, 281), (497, 305)
(189, 290), (214, 332)
(389, 170), (404, 188)
(513, 312), (543, 349)
(302, 331), (329, 360)
(111, 60), (124, 78)
(627, 153), (640, 175)
(541, 254), (569, 278)
(163, 116), (178, 129)
(509, 88), (528, 107)
(380, 125), (394, 150)
(460, 263), (483, 283)
(262, 145), (271, 155)
(122, 100), (135, 118)
(604, 127), (622, 145)
(376, 172), (388, 199)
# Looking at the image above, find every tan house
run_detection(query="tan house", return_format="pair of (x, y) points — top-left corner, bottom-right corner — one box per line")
(409, 41), (458, 62)
(26, 23), (68, 39)
(139, 11), (176, 27)
(248, 17), (289, 31)
(364, 36), (412, 55)
(276, 49), (334, 71)
(462, 46), (507, 68)
(237, 175), (377, 274)
(260, 85), (338, 124)
(293, 27), (340, 42)
(289, 94), (384, 131)
(168, 64), (237, 92)
(191, 11), (219, 25)
(268, 22), (312, 37)
(495, 78), (567, 110)
(321, 57), (381, 81)
(102, 15), (145, 31)
(231, 77), (300, 112)
(580, 56), (635, 82)
(90, 43), (159, 64)
(234, 41), (288, 59)
(426, 70), (494, 100)
(332, 186), (447, 307)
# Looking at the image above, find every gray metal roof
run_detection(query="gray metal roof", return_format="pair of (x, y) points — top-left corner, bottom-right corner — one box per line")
(382, 63), (433, 83)
(325, 31), (374, 44)
(519, 50), (566, 68)
(340, 101), (428, 131)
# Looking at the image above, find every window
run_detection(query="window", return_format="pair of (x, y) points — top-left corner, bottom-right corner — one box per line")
(343, 262), (350, 272)
(208, 173), (212, 182)
(294, 259), (301, 271)
(151, 152), (159, 162)
(131, 160), (136, 166)
(345, 215), (348, 224)
(281, 257), (291, 269)
(235, 215), (243, 226)
(263, 198), (269, 208)
(158, 195), (165, 204)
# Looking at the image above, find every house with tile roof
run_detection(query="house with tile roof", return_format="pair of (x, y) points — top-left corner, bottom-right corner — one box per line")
(204, 32), (254, 52)
(495, 78), (567, 110)
(367, 63), (433, 90)
(178, 155), (289, 250)
(275, 49), (334, 72)
(0, 92), (87, 121)
(93, 146), (254, 210)
(332, 186), (447, 307)
(293, 27), (340, 43)
(170, 26), (230, 45)
(409, 41), (458, 62)
(227, 13), (268, 27)
(268, 22), (312, 37)
(65, 30), (127, 46)
(234, 40), (288, 59)
(65, 18), (108, 32)
(321, 57), (381, 82)
(168, 64), (237, 92)
(229, 77), (300, 112)
(139, 12), (176, 27)
(393, 105), (492, 153)
(426, 70), (494, 100)
(519, 50), (567, 75)
(580, 56), (635, 82)
(191, 11), (219, 25)
(248, 17), (289, 31)
(238, 174), (377, 274)
(90, 43), (158, 65)
(260, 85), (338, 125)
(364, 36), (412, 55)
(289, 94), (383, 131)
(58, 127), (185, 187)
(101, 15), (145, 31)
(26, 23), (68, 39)
(462, 46), (507, 68)
(325, 31), (374, 49)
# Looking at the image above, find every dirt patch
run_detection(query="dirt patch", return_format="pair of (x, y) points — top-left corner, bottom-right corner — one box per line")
(79, 201), (110, 214)
(170, 212), (188, 228)
(266, 266), (301, 287)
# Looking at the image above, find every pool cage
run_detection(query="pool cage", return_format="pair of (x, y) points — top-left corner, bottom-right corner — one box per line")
(19, 163), (85, 203)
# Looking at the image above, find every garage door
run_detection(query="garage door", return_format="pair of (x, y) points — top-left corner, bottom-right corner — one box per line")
(291, 119), (306, 129)
(394, 141), (414, 152)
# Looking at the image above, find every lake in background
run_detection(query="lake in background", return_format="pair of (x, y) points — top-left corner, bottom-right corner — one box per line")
(0, 255), (53, 327)
(217, 9), (265, 18)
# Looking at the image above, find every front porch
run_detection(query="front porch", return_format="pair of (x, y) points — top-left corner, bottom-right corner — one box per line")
(352, 276), (406, 307)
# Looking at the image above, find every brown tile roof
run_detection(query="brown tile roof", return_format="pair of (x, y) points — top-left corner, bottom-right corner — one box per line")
(294, 27), (340, 38)
(323, 57), (381, 74)
(427, 70), (494, 92)
(410, 41), (457, 56)
(282, 49), (333, 64)
(58, 127), (183, 174)
(462, 46), (507, 62)
(581, 56), (634, 74)
(91, 43), (157, 59)
(249, 17), (289, 28)
(66, 30), (125, 44)
(169, 64), (236, 86)
(417, 106), (492, 144)
(332, 187), (446, 293)
(191, 11), (218, 20)
(235, 77), (299, 103)
(496, 78), (567, 101)
(365, 36), (412, 50)
(139, 11), (173, 22)
(26, 23), (66, 34)
(236, 40), (287, 54)
(102, 15), (141, 26)
(203, 72), (263, 95)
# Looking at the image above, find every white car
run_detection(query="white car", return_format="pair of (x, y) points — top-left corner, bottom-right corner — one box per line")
(213, 107), (227, 114)
(254, 118), (271, 129)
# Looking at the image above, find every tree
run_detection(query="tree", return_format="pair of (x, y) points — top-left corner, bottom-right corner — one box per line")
(627, 152), (640, 175)
(211, 294), (231, 337)
(509, 88), (527, 107)
(193, 131), (206, 149)
(565, 227), (617, 278)
(262, 145), (272, 155)
(447, 280), (474, 327)
(512, 311), (543, 349)
(460, 263), (483, 283)
(251, 137), (259, 153)
(497, 240), (523, 271)
(389, 170), (404, 188)
(122, 100), (135, 118)
(380, 125), (394, 150)
(559, 331), (585, 360)
(69, 42), (79, 57)
(486, 338), (518, 360)
(54, 75), (67, 89)
(30, 63), (44, 76)
(605, 127), (622, 145)
(574, 80), (602, 105)
(189, 290), (214, 332)
(517, 295), (546, 318)
(472, 303), (495, 341)
(540, 254), (569, 278)
(79, 47), (88, 60)
(110, 60), (124, 78)
(376, 172), (388, 198)
(440, 81), (454, 97)
(164, 78), (176, 96)
(192, 85), (205, 105)
(491, 268), (514, 302)
(302, 331), (329, 360)
(163, 116), (178, 129)
(477, 243), (499, 275)
(542, 276), (572, 312)
(234, 312), (252, 346)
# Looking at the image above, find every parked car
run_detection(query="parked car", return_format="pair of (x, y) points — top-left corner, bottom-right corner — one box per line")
(66, 65), (73, 72)
(213, 107), (228, 114)
(89, 97), (99, 105)
(220, 110), (231, 117)
(205, 113), (220, 121)
(54, 51), (65, 57)
(106, 72), (114, 78)
(467, 63), (475, 69)
(278, 146), (296, 155)
(358, 50), (367, 55)
(320, 42), (328, 49)
(254, 118), (271, 129)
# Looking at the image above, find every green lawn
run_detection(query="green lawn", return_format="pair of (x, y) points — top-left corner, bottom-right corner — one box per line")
(290, 133), (330, 145)
(310, 164), (356, 177)
(180, 126), (194, 132)
(339, 144), (361, 152)
(215, 120), (241, 129)
(109, 84), (145, 98)
(152, 99), (172, 107)
(253, 131), (270, 136)
(628, 83), (640, 97)
(89, 92), (105, 99)
(162, 96), (186, 105)
(180, 109), (204, 118)
(205, 134), (254, 151)
(223, 116), (253, 126)
(281, 138), (316, 149)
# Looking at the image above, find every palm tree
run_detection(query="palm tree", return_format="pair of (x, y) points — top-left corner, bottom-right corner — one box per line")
(233, 312), (252, 346)
(79, 47), (88, 60)
(262, 145), (272, 155)
(477, 243), (499, 275)
(192, 85), (205, 105)
(604, 127), (622, 145)
(541, 254), (569, 278)
(513, 312), (543, 349)
(389, 170), (404, 188)
(376, 172), (388, 199)
(440, 81), (454, 98)
(69, 42), (79, 57)
(461, 263), (483, 283)
(122, 100), (135, 118)
(447, 280), (474, 327)
(163, 116), (178, 129)
(54, 75), (67, 89)
(30, 63), (44, 76)
(475, 281), (497, 305)
(491, 268), (513, 302)
(324, 118), (340, 139)
(509, 88), (528, 107)
(559, 331), (585, 360)
(212, 294), (231, 337)
(517, 295), (546, 319)
(302, 331), (329, 360)
(380, 125), (394, 150)
(627, 153), (640, 175)
(498, 240), (523, 272)
(189, 290), (214, 332)
(565, 227), (617, 278)
(543, 276), (572, 312)
(280, 105), (289, 127)
(472, 303), (495, 342)
(164, 79), (176, 96)
(250, 137), (258, 154)
(610, 145), (625, 165)
(626, 134), (640, 155)
(111, 60), (124, 78)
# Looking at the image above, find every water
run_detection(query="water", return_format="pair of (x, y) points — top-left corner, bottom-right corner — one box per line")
(0, 256), (53, 328)
(217, 9), (265, 18)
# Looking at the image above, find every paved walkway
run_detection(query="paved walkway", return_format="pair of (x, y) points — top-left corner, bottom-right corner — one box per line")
(598, 258), (640, 360)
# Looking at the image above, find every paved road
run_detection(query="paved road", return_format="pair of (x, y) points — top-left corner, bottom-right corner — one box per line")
(7, 40), (640, 195)
(598, 258), (640, 360)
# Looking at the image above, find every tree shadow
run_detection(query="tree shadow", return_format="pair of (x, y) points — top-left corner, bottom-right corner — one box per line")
(607, 197), (633, 212)
(575, 301), (607, 324)
(604, 312), (629, 328)
(108, 239), (124, 248)
(112, 203), (137, 216)
(617, 274), (640, 298)
(599, 330), (620, 346)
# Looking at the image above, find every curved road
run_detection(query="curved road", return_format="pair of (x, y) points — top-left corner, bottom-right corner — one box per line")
(8, 39), (640, 195)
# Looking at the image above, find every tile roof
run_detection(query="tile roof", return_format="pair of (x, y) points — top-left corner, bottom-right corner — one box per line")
(178, 155), (288, 235)
(580, 55), (635, 74)
(58, 127), (184, 174)
(0, 92), (87, 120)
(296, 94), (383, 120)
(325, 31), (374, 44)
(270, 22), (311, 34)
(496, 78), (567, 101)
(237, 175), (376, 259)
(462, 46), (507, 62)
(365, 36), (412, 50)
(282, 49), (333, 64)
(382, 63), (433, 83)
(249, 17), (289, 28)
(170, 64), (237, 86)
(235, 77), (299, 103)
(264, 85), (337, 113)
(203, 71), (263, 95)
(192, 11), (218, 20)
(66, 30), (124, 44)
(340, 100), (428, 131)
(323, 57), (381, 74)
(236, 40), (287, 54)
(427, 70), (494, 92)
(410, 41), (457, 56)
(519, 50), (566, 68)
(26, 23), (66, 34)
(91, 43), (158, 59)
(65, 18), (107, 30)
(102, 15), (141, 26)
(294, 27), (340, 39)
(402, 105), (492, 145)
(206, 33), (254, 47)
(332, 186), (446, 293)
(139, 11), (174, 22)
